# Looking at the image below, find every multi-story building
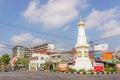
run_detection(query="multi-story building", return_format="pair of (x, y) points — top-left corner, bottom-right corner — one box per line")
(12, 45), (25, 58)
(24, 47), (32, 58)
(12, 42), (55, 59)
(31, 42), (54, 53)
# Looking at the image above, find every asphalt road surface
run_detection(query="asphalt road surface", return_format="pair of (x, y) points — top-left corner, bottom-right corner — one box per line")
(0, 71), (120, 80)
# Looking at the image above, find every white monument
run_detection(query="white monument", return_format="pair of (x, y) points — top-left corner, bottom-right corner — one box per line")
(74, 17), (93, 70)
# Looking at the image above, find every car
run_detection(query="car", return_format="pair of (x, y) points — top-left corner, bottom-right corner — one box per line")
(38, 67), (44, 71)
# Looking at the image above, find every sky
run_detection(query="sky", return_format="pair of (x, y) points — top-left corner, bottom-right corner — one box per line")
(0, 0), (120, 55)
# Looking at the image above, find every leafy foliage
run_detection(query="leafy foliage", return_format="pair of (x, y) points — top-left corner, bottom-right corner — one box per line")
(52, 68), (58, 72)
(44, 61), (53, 70)
(16, 58), (29, 69)
(79, 69), (85, 72)
(68, 68), (76, 73)
(1, 54), (11, 65)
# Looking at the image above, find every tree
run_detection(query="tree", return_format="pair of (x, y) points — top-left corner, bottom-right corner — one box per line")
(22, 58), (29, 68)
(16, 58), (29, 69)
(44, 61), (53, 70)
(1, 54), (11, 67)
(0, 57), (2, 65)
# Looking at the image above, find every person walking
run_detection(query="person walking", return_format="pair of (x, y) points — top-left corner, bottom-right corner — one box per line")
(49, 65), (53, 72)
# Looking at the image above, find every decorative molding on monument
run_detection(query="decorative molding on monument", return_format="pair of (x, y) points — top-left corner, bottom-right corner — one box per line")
(76, 45), (89, 48)
(77, 24), (85, 28)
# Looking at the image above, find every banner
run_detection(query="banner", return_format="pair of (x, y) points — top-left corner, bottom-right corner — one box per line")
(102, 52), (113, 61)
(94, 43), (108, 51)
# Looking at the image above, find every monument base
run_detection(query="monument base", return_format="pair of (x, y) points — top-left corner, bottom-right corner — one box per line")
(74, 58), (93, 70)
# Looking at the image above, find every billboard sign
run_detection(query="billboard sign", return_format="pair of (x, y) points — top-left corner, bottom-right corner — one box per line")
(89, 53), (94, 59)
(94, 52), (101, 58)
(94, 52), (102, 61)
(94, 43), (108, 51)
(102, 52), (113, 61)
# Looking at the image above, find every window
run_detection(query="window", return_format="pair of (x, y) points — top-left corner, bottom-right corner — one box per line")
(78, 51), (82, 57)
(41, 57), (44, 60)
(84, 51), (88, 57)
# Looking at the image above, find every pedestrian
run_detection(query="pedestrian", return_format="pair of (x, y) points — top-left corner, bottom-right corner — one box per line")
(4, 68), (8, 72)
(49, 65), (53, 72)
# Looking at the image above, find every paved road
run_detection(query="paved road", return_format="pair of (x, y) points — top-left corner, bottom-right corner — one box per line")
(0, 71), (120, 80)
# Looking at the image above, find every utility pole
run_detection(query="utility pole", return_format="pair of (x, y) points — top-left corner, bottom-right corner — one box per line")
(89, 41), (94, 52)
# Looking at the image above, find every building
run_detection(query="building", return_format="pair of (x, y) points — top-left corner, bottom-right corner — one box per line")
(12, 45), (25, 58)
(74, 16), (93, 70)
(12, 46), (32, 58)
(24, 47), (32, 58)
(12, 42), (55, 59)
(29, 49), (77, 71)
(31, 42), (54, 53)
(29, 51), (57, 70)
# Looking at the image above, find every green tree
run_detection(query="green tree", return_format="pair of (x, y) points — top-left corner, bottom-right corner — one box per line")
(44, 61), (53, 70)
(0, 57), (2, 65)
(1, 54), (11, 68)
(1, 54), (11, 65)
(0, 58), (2, 70)
(22, 58), (29, 68)
(16, 58), (29, 69)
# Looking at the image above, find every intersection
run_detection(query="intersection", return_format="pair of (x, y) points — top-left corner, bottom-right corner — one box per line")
(0, 71), (120, 80)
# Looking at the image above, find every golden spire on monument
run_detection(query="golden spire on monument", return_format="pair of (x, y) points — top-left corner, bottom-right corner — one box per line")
(78, 16), (85, 27)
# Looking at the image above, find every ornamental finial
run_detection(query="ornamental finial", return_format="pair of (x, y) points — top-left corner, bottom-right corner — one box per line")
(80, 16), (83, 24)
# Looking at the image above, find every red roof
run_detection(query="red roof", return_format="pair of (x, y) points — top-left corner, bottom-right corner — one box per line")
(36, 50), (56, 55)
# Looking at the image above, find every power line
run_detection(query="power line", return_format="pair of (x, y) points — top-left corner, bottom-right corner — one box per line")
(0, 21), (120, 52)
(1, 21), (120, 43)
(0, 21), (76, 41)
(89, 35), (120, 42)
(0, 46), (13, 49)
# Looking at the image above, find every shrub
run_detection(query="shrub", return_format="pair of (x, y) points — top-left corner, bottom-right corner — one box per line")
(0, 66), (2, 71)
(30, 67), (36, 70)
(110, 68), (117, 73)
(88, 69), (94, 74)
(105, 67), (111, 72)
(83, 72), (86, 74)
(52, 68), (58, 72)
(68, 68), (76, 73)
(79, 69), (85, 73)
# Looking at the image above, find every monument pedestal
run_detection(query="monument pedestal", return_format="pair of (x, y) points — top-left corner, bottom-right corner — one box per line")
(74, 58), (93, 70)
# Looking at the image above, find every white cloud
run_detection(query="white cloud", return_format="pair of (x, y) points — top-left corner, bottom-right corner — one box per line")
(11, 33), (33, 44)
(32, 38), (45, 46)
(101, 27), (120, 38)
(85, 7), (120, 38)
(98, 20), (119, 31)
(22, 0), (88, 29)
(0, 44), (6, 50)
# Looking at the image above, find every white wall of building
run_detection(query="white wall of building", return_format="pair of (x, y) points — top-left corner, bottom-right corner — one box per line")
(29, 53), (50, 70)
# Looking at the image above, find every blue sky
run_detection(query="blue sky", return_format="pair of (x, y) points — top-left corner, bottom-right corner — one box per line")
(0, 0), (120, 55)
